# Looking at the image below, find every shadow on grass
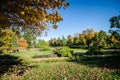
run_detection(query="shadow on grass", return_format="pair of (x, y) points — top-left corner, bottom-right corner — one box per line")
(80, 55), (120, 69)
(68, 51), (120, 75)
(0, 54), (29, 77)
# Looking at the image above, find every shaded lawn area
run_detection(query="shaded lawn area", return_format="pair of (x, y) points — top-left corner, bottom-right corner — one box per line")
(69, 50), (120, 77)
(1, 57), (119, 80)
(0, 54), (31, 79)
(79, 55), (120, 70)
(0, 50), (120, 80)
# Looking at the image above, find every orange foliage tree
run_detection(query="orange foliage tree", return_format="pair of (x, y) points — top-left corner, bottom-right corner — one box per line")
(18, 37), (28, 48)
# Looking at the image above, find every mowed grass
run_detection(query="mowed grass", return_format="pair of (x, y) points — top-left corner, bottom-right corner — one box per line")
(0, 49), (120, 80)
(71, 48), (88, 53)
(1, 58), (120, 80)
(11, 50), (52, 59)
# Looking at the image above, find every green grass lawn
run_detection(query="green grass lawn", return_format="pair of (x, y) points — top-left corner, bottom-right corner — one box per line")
(0, 49), (120, 80)
(11, 50), (53, 59)
(71, 48), (88, 53)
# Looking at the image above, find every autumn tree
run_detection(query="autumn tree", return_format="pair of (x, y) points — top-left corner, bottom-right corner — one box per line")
(73, 37), (79, 45)
(78, 34), (86, 45)
(0, 29), (14, 48)
(82, 29), (94, 48)
(49, 38), (57, 47)
(106, 35), (120, 48)
(18, 37), (28, 48)
(0, 0), (69, 36)
(67, 35), (74, 46)
(0, 29), (14, 53)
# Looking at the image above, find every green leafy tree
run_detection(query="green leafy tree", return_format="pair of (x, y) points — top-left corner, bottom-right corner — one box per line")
(0, 0), (69, 36)
(93, 30), (107, 48)
(56, 37), (61, 46)
(109, 14), (120, 40)
(37, 39), (50, 51)
(38, 39), (48, 47)
(11, 34), (18, 48)
(23, 30), (36, 48)
(98, 30), (107, 48)
(61, 36), (67, 46)
(49, 38), (57, 47)
(109, 14), (120, 48)
(50, 36), (67, 47)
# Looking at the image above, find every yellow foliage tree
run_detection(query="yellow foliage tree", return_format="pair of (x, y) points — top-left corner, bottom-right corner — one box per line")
(0, 29), (14, 54)
(78, 34), (86, 45)
(67, 35), (74, 46)
(0, 29), (14, 48)
(82, 29), (94, 48)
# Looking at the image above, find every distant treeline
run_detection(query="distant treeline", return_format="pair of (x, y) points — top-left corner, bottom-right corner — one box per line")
(49, 29), (120, 49)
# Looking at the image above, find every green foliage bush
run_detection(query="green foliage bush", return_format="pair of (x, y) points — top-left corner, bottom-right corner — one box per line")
(86, 45), (101, 55)
(0, 48), (13, 54)
(56, 47), (73, 58)
(1, 49), (7, 54)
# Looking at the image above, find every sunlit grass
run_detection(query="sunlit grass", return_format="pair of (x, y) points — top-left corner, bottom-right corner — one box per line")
(11, 50), (52, 59)
(71, 48), (88, 53)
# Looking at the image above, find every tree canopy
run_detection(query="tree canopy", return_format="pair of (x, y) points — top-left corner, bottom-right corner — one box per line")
(109, 14), (120, 41)
(0, 0), (69, 36)
(109, 14), (120, 29)
(0, 29), (14, 48)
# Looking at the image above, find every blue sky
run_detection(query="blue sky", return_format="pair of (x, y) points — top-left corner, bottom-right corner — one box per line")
(39, 0), (120, 41)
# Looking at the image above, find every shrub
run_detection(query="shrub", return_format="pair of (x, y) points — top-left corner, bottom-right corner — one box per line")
(56, 47), (73, 58)
(0, 48), (13, 54)
(86, 45), (101, 55)
(1, 49), (7, 54)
